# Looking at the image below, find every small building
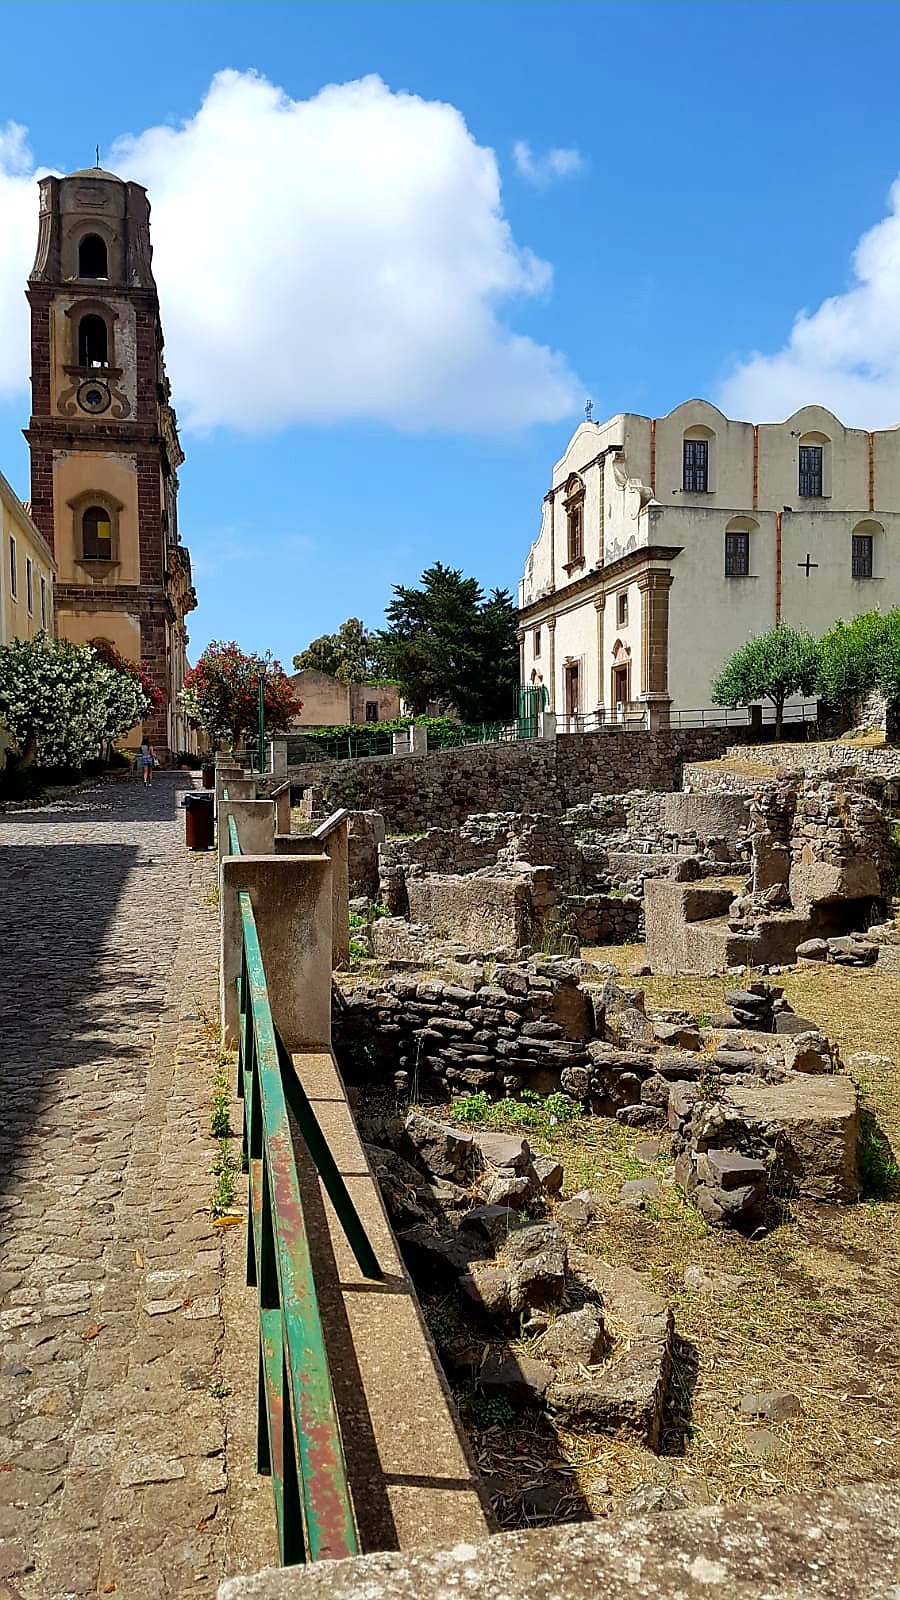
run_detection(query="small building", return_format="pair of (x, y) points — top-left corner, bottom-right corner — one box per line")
(518, 401), (900, 725)
(0, 470), (55, 644)
(290, 669), (400, 727)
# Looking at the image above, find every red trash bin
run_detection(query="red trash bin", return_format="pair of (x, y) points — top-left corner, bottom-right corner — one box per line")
(184, 792), (214, 850)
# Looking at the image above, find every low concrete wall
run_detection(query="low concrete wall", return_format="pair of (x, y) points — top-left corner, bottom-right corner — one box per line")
(217, 1480), (900, 1599)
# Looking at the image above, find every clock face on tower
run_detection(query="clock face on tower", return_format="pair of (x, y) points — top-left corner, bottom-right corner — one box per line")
(76, 379), (111, 415)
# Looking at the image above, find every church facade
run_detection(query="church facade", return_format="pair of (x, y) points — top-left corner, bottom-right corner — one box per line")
(25, 166), (196, 757)
(518, 401), (900, 724)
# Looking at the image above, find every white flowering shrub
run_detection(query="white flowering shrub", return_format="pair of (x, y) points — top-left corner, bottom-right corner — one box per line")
(0, 635), (151, 770)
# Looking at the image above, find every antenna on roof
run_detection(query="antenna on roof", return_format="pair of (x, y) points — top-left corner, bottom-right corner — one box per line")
(585, 398), (593, 422)
(95, 144), (100, 168)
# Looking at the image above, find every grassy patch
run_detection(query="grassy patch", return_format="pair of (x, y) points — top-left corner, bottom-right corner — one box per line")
(450, 1088), (582, 1145)
(210, 1140), (238, 1217)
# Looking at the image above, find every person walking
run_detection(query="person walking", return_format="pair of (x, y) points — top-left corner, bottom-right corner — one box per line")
(139, 737), (155, 788)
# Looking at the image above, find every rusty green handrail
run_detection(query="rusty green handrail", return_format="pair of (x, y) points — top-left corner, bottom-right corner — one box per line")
(228, 811), (240, 856)
(234, 875), (382, 1563)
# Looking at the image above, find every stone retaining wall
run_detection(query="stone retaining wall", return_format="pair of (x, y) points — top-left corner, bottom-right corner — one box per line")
(290, 729), (744, 832)
(333, 959), (595, 1101)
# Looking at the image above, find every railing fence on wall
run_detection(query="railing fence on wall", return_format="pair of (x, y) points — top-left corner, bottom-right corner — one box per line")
(222, 783), (383, 1563)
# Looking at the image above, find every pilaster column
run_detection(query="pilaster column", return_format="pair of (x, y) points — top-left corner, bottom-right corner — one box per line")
(547, 617), (557, 712)
(637, 569), (674, 711)
(593, 594), (605, 709)
(517, 628), (526, 687)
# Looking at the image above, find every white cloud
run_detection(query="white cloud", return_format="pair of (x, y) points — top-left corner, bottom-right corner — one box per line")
(721, 176), (900, 427)
(512, 140), (585, 188)
(0, 72), (582, 433)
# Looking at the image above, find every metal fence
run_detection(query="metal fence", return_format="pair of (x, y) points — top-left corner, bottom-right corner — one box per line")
(226, 812), (383, 1563)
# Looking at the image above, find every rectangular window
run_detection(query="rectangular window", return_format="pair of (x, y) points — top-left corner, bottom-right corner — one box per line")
(617, 590), (628, 626)
(9, 535), (16, 599)
(725, 530), (750, 577)
(799, 444), (823, 497)
(683, 438), (708, 492)
(26, 558), (33, 615)
(534, 626), (541, 656)
(852, 534), (873, 579)
(365, 701), (378, 722)
(40, 575), (47, 629)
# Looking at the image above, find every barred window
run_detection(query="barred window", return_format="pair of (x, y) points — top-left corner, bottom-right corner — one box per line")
(725, 529), (750, 577)
(852, 533), (873, 578)
(683, 438), (709, 492)
(799, 444), (823, 497)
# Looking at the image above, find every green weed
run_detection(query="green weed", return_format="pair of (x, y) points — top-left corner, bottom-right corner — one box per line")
(451, 1088), (582, 1143)
(466, 1386), (517, 1429)
(858, 1110), (900, 1199)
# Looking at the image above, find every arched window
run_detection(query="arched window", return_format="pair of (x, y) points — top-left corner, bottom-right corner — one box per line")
(81, 504), (113, 560)
(724, 515), (756, 577)
(683, 425), (715, 492)
(798, 431), (830, 498)
(851, 519), (881, 580)
(563, 475), (585, 567)
(78, 234), (108, 279)
(77, 314), (108, 368)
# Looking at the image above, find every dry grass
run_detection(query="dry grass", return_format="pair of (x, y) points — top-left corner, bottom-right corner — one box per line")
(452, 947), (900, 1522)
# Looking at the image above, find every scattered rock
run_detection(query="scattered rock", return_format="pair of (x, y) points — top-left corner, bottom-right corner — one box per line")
(458, 1204), (519, 1248)
(554, 1192), (600, 1230)
(532, 1154), (565, 1195)
(696, 1149), (767, 1190)
(683, 1264), (747, 1295)
(629, 962), (651, 978)
(459, 1266), (512, 1320)
(536, 1305), (608, 1366)
(743, 1426), (779, 1459)
(618, 1178), (660, 1209)
(478, 1351), (553, 1405)
(398, 1223), (488, 1281)
(504, 1223), (567, 1314)
(740, 1390), (802, 1422)
(483, 1172), (538, 1210)
(403, 1112), (475, 1182)
(632, 1138), (663, 1164)
(473, 1131), (534, 1172)
(622, 1483), (689, 1514)
(796, 937), (828, 962)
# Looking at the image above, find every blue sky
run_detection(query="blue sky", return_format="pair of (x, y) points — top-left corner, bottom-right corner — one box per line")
(2, 1), (900, 666)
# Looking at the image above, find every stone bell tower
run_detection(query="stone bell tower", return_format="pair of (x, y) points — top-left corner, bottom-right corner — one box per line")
(25, 165), (197, 757)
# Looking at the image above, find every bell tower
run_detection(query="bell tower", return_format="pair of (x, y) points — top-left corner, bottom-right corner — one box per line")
(25, 165), (196, 758)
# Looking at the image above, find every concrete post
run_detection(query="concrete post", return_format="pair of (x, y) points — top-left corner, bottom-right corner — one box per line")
(392, 730), (408, 756)
(220, 853), (333, 1051)
(217, 798), (276, 866)
(221, 776), (257, 802)
(409, 724), (428, 755)
(749, 704), (763, 735)
(270, 780), (292, 836)
(539, 711), (557, 740)
(214, 764), (243, 813)
(268, 737), (288, 777)
(273, 811), (350, 970)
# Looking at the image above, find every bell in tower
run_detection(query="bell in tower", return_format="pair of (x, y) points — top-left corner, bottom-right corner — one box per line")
(24, 165), (197, 760)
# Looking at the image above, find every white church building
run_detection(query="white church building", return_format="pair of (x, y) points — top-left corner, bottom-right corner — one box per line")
(518, 401), (900, 726)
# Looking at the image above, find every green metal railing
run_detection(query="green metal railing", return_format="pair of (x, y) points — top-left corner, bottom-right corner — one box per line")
(228, 807), (383, 1563)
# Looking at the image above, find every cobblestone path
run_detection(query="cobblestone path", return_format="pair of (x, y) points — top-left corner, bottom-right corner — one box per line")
(0, 774), (231, 1598)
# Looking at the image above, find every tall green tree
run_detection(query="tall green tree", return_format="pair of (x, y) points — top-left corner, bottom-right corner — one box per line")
(379, 562), (519, 721)
(712, 624), (819, 740)
(293, 618), (386, 683)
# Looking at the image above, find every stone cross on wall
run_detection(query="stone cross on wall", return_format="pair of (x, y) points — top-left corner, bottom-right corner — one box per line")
(798, 554), (819, 576)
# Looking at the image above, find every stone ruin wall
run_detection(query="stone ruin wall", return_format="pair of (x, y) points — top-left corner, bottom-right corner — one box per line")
(291, 727), (745, 834)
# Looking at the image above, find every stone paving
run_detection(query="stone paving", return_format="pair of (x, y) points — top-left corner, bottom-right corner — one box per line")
(0, 773), (230, 1598)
